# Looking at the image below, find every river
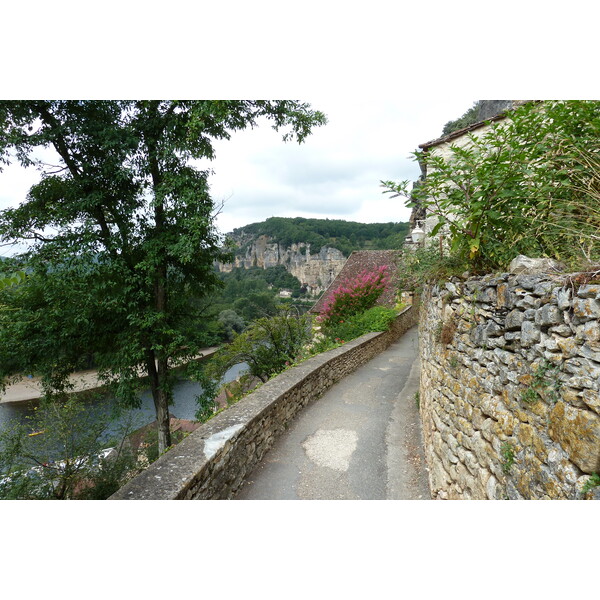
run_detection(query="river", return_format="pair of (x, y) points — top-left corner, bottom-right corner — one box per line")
(0, 362), (248, 437)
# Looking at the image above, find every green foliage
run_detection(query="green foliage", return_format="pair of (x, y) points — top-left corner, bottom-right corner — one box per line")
(137, 427), (189, 466)
(325, 306), (398, 342)
(192, 368), (221, 422)
(520, 387), (539, 404)
(500, 442), (515, 474)
(521, 360), (562, 405)
(0, 396), (140, 500)
(395, 246), (470, 294)
(387, 101), (600, 271)
(441, 102), (482, 136)
(231, 217), (409, 257)
(233, 292), (279, 322)
(582, 473), (600, 495)
(0, 270), (25, 291)
(0, 100), (325, 453)
(302, 334), (343, 356)
(217, 309), (245, 341)
(199, 306), (313, 402)
(414, 391), (420, 409)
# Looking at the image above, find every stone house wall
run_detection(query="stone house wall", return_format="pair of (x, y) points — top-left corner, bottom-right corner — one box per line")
(110, 305), (418, 500)
(419, 273), (600, 499)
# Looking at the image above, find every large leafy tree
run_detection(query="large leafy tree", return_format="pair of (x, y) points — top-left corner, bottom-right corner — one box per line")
(0, 100), (326, 452)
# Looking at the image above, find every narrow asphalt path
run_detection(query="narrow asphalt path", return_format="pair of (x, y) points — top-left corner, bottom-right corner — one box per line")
(235, 327), (431, 500)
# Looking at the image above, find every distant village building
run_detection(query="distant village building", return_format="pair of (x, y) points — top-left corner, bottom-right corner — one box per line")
(278, 289), (293, 298)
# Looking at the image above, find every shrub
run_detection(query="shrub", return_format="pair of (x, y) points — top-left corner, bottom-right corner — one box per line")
(326, 306), (398, 342)
(193, 307), (313, 418)
(318, 265), (390, 327)
(384, 100), (600, 270)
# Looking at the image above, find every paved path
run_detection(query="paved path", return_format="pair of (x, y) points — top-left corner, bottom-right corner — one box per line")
(235, 327), (430, 500)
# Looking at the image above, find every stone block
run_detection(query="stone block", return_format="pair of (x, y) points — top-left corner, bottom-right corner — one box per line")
(578, 343), (600, 364)
(515, 294), (540, 309)
(533, 281), (554, 297)
(548, 402), (600, 474)
(521, 320), (541, 346)
(549, 324), (574, 337)
(575, 321), (600, 343)
(577, 284), (600, 299)
(496, 283), (512, 309)
(505, 309), (524, 331)
(555, 335), (580, 358)
(535, 304), (562, 327)
(541, 332), (560, 352)
(552, 287), (572, 310)
(573, 298), (600, 320)
(582, 389), (600, 415)
(509, 256), (563, 275)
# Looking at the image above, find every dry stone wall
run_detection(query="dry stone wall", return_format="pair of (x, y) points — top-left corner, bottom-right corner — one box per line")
(419, 273), (600, 500)
(110, 306), (418, 500)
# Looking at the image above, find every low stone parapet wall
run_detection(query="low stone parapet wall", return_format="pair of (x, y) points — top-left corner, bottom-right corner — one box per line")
(419, 273), (600, 500)
(110, 305), (418, 500)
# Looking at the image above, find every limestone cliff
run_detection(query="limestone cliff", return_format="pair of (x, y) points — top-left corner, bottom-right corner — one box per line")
(218, 234), (347, 295)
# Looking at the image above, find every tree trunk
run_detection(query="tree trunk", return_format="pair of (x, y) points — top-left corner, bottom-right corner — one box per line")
(146, 351), (172, 454)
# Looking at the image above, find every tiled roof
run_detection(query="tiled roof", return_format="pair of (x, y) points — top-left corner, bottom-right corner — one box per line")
(310, 250), (401, 314)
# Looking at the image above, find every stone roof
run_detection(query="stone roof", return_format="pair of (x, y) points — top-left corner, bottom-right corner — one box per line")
(310, 250), (401, 315)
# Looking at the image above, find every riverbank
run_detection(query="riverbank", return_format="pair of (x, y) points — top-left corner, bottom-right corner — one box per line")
(0, 347), (219, 404)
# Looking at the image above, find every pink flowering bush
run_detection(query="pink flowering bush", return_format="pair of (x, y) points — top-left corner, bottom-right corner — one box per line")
(318, 265), (391, 328)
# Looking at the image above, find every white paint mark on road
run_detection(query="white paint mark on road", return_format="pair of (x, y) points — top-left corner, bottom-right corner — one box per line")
(302, 429), (358, 471)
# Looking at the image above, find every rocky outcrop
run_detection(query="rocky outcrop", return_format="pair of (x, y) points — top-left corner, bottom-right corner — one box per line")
(219, 234), (347, 295)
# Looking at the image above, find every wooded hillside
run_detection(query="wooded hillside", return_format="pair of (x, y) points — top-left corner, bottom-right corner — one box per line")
(229, 217), (409, 257)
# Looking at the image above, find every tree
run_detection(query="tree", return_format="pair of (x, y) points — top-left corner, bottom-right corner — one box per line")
(0, 101), (326, 453)
(202, 306), (312, 385)
(0, 395), (140, 500)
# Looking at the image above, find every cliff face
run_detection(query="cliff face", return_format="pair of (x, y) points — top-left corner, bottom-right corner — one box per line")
(218, 234), (347, 295)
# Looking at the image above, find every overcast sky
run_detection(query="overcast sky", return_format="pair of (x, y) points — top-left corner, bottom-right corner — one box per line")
(0, 97), (474, 247)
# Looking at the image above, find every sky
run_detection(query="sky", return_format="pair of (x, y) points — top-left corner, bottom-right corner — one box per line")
(0, 97), (474, 250)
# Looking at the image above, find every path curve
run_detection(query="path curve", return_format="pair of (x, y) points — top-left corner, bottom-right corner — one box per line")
(235, 327), (430, 500)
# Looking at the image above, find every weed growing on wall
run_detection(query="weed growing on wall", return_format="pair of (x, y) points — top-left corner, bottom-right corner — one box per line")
(500, 442), (516, 474)
(582, 473), (600, 495)
(520, 360), (562, 405)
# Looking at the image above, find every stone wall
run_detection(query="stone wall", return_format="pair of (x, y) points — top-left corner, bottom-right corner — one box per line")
(419, 273), (600, 500)
(109, 305), (418, 500)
